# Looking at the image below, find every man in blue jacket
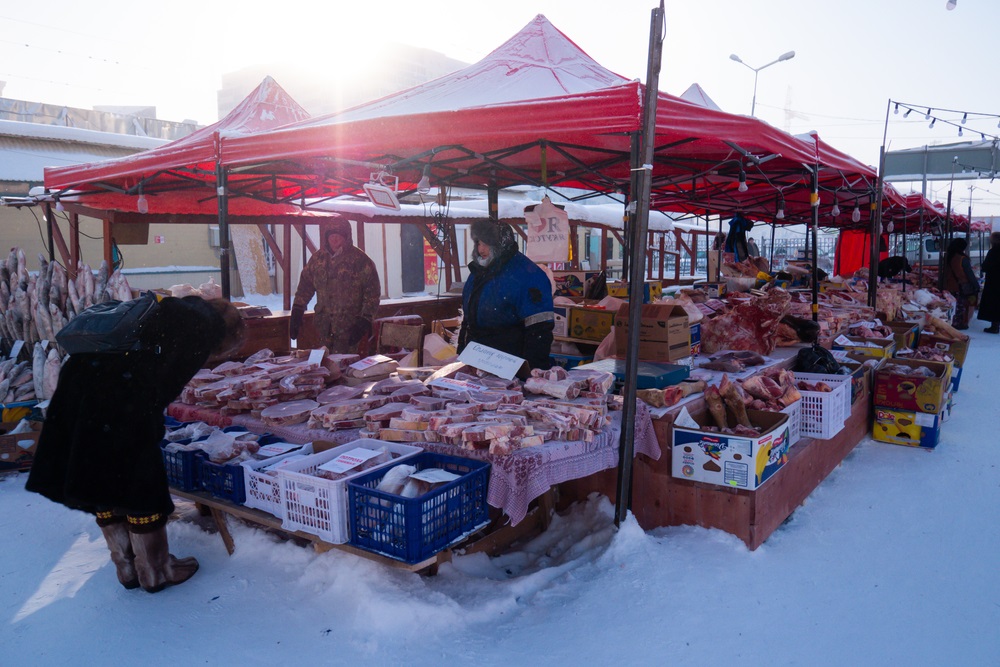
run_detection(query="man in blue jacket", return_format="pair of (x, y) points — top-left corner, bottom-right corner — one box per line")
(458, 220), (554, 371)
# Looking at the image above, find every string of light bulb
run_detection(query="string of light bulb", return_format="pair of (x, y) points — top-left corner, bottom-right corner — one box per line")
(893, 101), (1000, 142)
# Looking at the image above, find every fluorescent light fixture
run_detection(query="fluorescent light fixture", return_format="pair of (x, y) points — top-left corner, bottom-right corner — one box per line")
(363, 182), (401, 210)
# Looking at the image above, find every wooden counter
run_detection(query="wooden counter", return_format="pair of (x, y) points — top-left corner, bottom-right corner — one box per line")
(559, 376), (872, 550)
(631, 382), (871, 549)
(239, 295), (462, 354)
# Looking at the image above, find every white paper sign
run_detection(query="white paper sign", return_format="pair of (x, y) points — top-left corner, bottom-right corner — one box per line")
(409, 468), (461, 484)
(349, 354), (395, 371)
(429, 376), (488, 392)
(256, 442), (301, 458)
(318, 447), (383, 474)
(915, 412), (937, 428)
(308, 349), (325, 365)
(524, 197), (570, 263)
(459, 342), (525, 381)
(9, 340), (24, 361)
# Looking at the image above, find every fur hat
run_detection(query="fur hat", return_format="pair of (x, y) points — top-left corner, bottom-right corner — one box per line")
(470, 219), (501, 249)
(323, 217), (353, 245)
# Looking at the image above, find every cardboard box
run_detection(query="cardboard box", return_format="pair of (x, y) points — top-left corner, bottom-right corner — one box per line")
(873, 358), (952, 414)
(606, 280), (662, 304)
(553, 305), (569, 337)
(918, 332), (969, 367)
(613, 303), (691, 362)
(672, 410), (791, 490)
(0, 421), (40, 473)
(832, 335), (897, 359)
(568, 305), (615, 341)
(887, 321), (920, 351)
(693, 281), (727, 299)
(872, 406), (942, 449)
(552, 271), (598, 298)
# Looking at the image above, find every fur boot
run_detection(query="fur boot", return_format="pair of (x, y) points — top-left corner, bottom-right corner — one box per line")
(129, 526), (199, 593)
(99, 521), (139, 590)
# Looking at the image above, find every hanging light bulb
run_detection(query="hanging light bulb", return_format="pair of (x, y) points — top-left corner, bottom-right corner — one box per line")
(929, 117), (936, 129)
(738, 170), (748, 193)
(54, 199), (64, 212)
(946, 0), (957, 10)
(958, 126), (964, 137)
(894, 103), (899, 115)
(925, 108), (932, 120)
(416, 164), (432, 194)
(852, 204), (861, 223)
(776, 195), (785, 220)
(961, 112), (968, 125)
(137, 194), (149, 214)
(903, 108), (912, 118)
(831, 202), (841, 217)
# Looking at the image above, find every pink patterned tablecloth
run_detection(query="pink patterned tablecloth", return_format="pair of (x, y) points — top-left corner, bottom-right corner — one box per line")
(181, 401), (659, 527)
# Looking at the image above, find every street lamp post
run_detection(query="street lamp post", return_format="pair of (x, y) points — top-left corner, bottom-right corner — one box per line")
(729, 50), (795, 116)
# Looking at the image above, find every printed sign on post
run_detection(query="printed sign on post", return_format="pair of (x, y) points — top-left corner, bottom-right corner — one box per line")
(459, 342), (525, 380)
(524, 197), (569, 263)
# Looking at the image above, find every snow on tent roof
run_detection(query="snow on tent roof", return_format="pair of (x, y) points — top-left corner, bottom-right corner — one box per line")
(679, 83), (723, 112)
(306, 15), (631, 125)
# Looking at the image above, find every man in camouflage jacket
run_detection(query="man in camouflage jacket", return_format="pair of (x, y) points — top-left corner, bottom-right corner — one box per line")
(289, 217), (381, 353)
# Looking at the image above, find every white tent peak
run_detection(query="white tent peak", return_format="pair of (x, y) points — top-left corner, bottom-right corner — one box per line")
(679, 83), (723, 111)
(325, 14), (631, 123)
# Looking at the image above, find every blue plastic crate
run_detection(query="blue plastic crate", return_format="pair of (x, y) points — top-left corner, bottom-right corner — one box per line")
(347, 452), (491, 564)
(198, 458), (246, 504)
(160, 443), (204, 492)
(549, 353), (593, 370)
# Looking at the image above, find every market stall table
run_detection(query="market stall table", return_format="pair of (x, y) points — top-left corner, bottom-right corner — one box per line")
(167, 400), (659, 527)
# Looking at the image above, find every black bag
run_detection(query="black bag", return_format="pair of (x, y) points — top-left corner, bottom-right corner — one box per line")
(56, 291), (161, 355)
(959, 281), (980, 297)
(793, 343), (842, 374)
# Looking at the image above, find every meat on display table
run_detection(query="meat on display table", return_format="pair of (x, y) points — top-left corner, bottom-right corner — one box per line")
(628, 377), (871, 550)
(166, 401), (659, 527)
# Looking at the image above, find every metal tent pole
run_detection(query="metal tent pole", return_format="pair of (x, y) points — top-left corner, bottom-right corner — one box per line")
(615, 0), (663, 527)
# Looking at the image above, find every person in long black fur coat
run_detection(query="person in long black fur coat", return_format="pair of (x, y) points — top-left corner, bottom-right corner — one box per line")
(26, 295), (244, 593)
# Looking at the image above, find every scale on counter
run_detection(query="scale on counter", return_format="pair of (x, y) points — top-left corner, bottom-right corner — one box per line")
(574, 358), (689, 390)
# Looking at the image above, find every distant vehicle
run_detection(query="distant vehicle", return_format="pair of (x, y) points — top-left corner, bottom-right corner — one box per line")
(893, 234), (989, 271)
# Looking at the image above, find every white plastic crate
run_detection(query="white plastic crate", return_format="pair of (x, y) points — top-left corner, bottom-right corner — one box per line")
(277, 440), (423, 544)
(779, 399), (802, 446)
(241, 443), (314, 519)
(795, 372), (851, 440)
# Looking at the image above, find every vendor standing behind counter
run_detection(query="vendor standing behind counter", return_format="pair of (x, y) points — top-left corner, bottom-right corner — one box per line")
(458, 219), (554, 372)
(289, 216), (381, 353)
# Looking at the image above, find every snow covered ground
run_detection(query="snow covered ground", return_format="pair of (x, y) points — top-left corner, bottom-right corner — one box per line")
(2, 320), (998, 666)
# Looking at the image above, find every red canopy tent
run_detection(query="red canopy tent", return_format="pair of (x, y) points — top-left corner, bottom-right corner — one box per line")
(41, 77), (332, 297)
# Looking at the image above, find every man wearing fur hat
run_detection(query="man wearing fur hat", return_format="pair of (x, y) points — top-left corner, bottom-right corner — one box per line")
(289, 216), (381, 353)
(458, 220), (555, 371)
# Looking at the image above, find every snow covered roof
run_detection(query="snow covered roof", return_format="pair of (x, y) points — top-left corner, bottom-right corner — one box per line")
(309, 196), (677, 232)
(0, 119), (169, 183)
(679, 83), (723, 111)
(321, 15), (631, 123)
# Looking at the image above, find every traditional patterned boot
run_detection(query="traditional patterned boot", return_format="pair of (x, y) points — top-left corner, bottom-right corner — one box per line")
(97, 516), (139, 590)
(129, 522), (199, 593)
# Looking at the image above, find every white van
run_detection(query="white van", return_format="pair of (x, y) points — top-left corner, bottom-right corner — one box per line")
(894, 234), (989, 272)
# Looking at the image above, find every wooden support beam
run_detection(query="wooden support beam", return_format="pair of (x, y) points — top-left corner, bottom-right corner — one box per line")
(69, 213), (80, 280)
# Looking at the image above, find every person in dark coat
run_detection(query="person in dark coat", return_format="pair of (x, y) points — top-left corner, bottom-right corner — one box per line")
(26, 296), (245, 593)
(458, 220), (554, 372)
(942, 237), (979, 330)
(288, 216), (381, 353)
(977, 231), (1000, 333)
